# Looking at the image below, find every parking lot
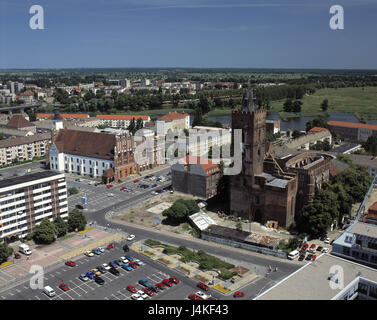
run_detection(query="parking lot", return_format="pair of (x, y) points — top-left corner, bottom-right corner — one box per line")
(67, 169), (172, 213)
(1, 243), (220, 301)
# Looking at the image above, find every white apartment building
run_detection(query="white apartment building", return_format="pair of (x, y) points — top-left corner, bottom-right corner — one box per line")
(96, 115), (150, 129)
(0, 171), (68, 241)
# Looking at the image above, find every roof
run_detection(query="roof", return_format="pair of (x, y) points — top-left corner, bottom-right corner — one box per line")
(188, 211), (216, 231)
(0, 171), (63, 190)
(53, 129), (116, 160)
(96, 114), (150, 120)
(0, 133), (50, 149)
(348, 222), (377, 238)
(330, 159), (350, 177)
(36, 113), (89, 120)
(6, 115), (35, 129)
(369, 202), (377, 212)
(179, 156), (219, 172)
(265, 178), (289, 189)
(19, 90), (33, 96)
(256, 254), (377, 300)
(158, 112), (189, 122)
(328, 120), (377, 131)
(308, 127), (329, 134)
(102, 167), (115, 178)
(330, 143), (361, 154)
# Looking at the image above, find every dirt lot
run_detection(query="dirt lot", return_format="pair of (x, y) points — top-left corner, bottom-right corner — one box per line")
(116, 192), (201, 235)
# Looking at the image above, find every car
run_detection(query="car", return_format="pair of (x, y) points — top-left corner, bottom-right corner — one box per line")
(131, 293), (143, 300)
(233, 291), (245, 298)
(109, 267), (120, 276)
(139, 278), (152, 287)
(94, 276), (105, 285)
(196, 291), (209, 300)
(86, 271), (95, 279)
(312, 254), (317, 261)
(84, 251), (94, 257)
(65, 260), (76, 267)
(75, 178), (81, 182)
(324, 238), (331, 244)
(137, 290), (149, 299)
(97, 247), (105, 253)
(317, 246), (324, 252)
(91, 268), (101, 276)
(79, 273), (89, 282)
(155, 283), (165, 290)
(197, 282), (209, 291)
(59, 283), (70, 291)
(109, 261), (118, 269)
(129, 261), (137, 269)
(143, 288), (154, 297)
(151, 191), (158, 195)
(114, 259), (123, 266)
(322, 248), (329, 253)
(120, 187), (126, 191)
(102, 263), (111, 271)
(306, 254), (313, 261)
(310, 244), (316, 250)
(120, 256), (129, 263)
(122, 264), (133, 271)
(97, 266), (106, 274)
(133, 259), (145, 266)
(156, 189), (164, 193)
(169, 276), (179, 284)
(298, 254), (306, 261)
(188, 293), (202, 300)
(125, 254), (133, 261)
(301, 243), (309, 251)
(151, 184), (158, 188)
(106, 184), (113, 189)
(148, 285), (159, 293)
(76, 204), (84, 210)
(14, 252), (21, 259)
(127, 285), (137, 293)
(133, 179), (140, 183)
(92, 249), (101, 255)
(123, 244), (130, 252)
(162, 278), (173, 287)
(94, 182), (101, 186)
(107, 193), (114, 197)
(106, 243), (114, 249)
(127, 234), (135, 241)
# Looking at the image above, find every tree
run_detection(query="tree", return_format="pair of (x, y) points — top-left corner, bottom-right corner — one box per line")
(305, 117), (328, 132)
(321, 99), (329, 112)
(292, 130), (303, 139)
(235, 220), (243, 231)
(68, 209), (87, 232)
(68, 187), (79, 195)
(33, 218), (57, 244)
(363, 135), (377, 156)
(135, 118), (144, 132)
(127, 118), (136, 135)
(283, 99), (293, 112)
(292, 100), (302, 112)
(162, 199), (199, 222)
(53, 216), (69, 238)
(0, 239), (13, 264)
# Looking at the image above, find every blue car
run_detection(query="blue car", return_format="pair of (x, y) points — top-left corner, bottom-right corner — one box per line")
(125, 254), (133, 261)
(86, 271), (95, 279)
(109, 261), (118, 269)
(122, 264), (133, 271)
(139, 278), (151, 287)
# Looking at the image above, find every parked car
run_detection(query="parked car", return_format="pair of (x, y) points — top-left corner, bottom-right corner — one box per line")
(324, 238), (331, 244)
(298, 254), (306, 261)
(91, 268), (101, 276)
(120, 256), (129, 263)
(109, 267), (119, 276)
(188, 293), (202, 300)
(127, 234), (135, 241)
(196, 291), (209, 300)
(133, 179), (140, 183)
(106, 184), (113, 189)
(120, 187), (126, 191)
(142, 287), (154, 297)
(151, 184), (158, 188)
(106, 243), (114, 249)
(162, 278), (173, 287)
(306, 254), (313, 261)
(79, 273), (89, 282)
(148, 285), (159, 293)
(97, 266), (106, 274)
(122, 264), (133, 271)
(137, 290), (149, 299)
(102, 263), (111, 271)
(309, 244), (316, 252)
(233, 291), (245, 298)
(125, 254), (133, 261)
(129, 261), (137, 269)
(84, 251), (94, 257)
(317, 246), (324, 252)
(139, 278), (152, 287)
(301, 243), (309, 251)
(169, 276), (179, 284)
(155, 283), (165, 290)
(322, 248), (330, 253)
(127, 285), (137, 293)
(133, 259), (145, 266)
(197, 282), (209, 291)
(131, 293), (143, 300)
(86, 271), (95, 279)
(97, 247), (105, 253)
(76, 204), (84, 210)
(312, 254), (317, 261)
(59, 283), (70, 291)
(94, 276), (105, 285)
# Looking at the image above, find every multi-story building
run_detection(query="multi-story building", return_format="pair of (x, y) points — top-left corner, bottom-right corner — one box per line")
(156, 112), (190, 136)
(172, 156), (221, 199)
(36, 113), (90, 121)
(141, 78), (150, 87)
(0, 133), (50, 165)
(5, 114), (36, 133)
(96, 115), (150, 129)
(18, 90), (34, 104)
(283, 128), (332, 151)
(328, 121), (377, 143)
(0, 171), (68, 241)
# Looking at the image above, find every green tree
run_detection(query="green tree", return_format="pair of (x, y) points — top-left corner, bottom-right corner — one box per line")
(283, 99), (293, 112)
(135, 118), (144, 132)
(292, 100), (302, 112)
(235, 220), (243, 231)
(68, 187), (79, 195)
(68, 209), (87, 232)
(53, 216), (69, 238)
(363, 135), (377, 156)
(0, 239), (13, 264)
(127, 118), (136, 135)
(321, 99), (329, 111)
(292, 130), (302, 139)
(33, 218), (57, 244)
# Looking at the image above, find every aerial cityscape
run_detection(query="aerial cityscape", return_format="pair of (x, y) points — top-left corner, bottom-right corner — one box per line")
(0, 0), (377, 309)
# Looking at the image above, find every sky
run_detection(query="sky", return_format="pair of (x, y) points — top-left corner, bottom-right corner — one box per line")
(0, 0), (376, 69)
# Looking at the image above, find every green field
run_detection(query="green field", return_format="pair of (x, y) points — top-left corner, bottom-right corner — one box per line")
(270, 86), (377, 119)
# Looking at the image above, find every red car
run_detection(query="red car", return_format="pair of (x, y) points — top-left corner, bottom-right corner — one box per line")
(65, 260), (76, 267)
(188, 293), (202, 300)
(107, 184), (113, 189)
(126, 285), (137, 293)
(233, 291), (245, 298)
(197, 282), (209, 291)
(301, 243), (309, 251)
(106, 243), (114, 249)
(142, 288), (154, 297)
(169, 276), (179, 284)
(14, 253), (21, 259)
(162, 278), (173, 287)
(120, 187), (126, 191)
(133, 179), (140, 183)
(129, 261), (137, 269)
(310, 244), (316, 251)
(312, 254), (317, 261)
(59, 283), (69, 291)
(155, 283), (165, 290)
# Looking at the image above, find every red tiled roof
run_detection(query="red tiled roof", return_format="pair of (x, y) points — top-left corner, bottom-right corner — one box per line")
(308, 127), (329, 134)
(369, 202), (377, 213)
(179, 156), (220, 173)
(36, 113), (89, 119)
(96, 115), (150, 120)
(6, 115), (35, 129)
(19, 90), (34, 96)
(158, 112), (189, 122)
(328, 121), (377, 131)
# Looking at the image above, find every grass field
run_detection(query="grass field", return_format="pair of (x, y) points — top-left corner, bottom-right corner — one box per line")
(270, 86), (377, 119)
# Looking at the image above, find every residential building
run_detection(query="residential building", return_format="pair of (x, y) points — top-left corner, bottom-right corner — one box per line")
(96, 114), (150, 129)
(0, 171), (68, 241)
(18, 90), (34, 104)
(328, 121), (377, 142)
(284, 128), (332, 151)
(5, 114), (36, 133)
(156, 112), (190, 136)
(171, 156), (220, 199)
(141, 78), (150, 87)
(36, 113), (90, 121)
(0, 133), (50, 165)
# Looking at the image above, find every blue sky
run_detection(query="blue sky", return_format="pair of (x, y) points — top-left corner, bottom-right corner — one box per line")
(0, 0), (376, 69)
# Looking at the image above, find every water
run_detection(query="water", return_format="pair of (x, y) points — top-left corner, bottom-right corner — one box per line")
(203, 112), (368, 131)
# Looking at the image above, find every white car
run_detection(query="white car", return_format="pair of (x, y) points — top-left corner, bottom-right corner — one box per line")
(127, 234), (135, 241)
(120, 257), (129, 263)
(97, 247), (105, 253)
(108, 193), (114, 197)
(102, 263), (111, 271)
(324, 238), (330, 244)
(131, 293), (143, 300)
(322, 248), (329, 253)
(134, 259), (145, 266)
(151, 191), (158, 195)
(137, 290), (149, 299)
(85, 251), (94, 257)
(196, 291), (209, 300)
